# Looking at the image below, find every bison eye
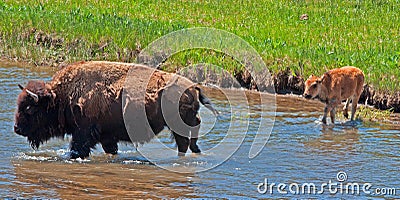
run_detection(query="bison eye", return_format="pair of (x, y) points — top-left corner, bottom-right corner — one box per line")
(25, 105), (36, 115)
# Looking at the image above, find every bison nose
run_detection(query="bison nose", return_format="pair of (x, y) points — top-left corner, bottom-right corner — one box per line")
(14, 125), (22, 135)
(304, 94), (312, 99)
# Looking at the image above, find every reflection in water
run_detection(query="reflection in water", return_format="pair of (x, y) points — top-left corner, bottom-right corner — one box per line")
(10, 160), (198, 199)
(304, 124), (360, 153)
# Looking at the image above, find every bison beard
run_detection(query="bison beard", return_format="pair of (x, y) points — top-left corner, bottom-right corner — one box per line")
(14, 61), (218, 159)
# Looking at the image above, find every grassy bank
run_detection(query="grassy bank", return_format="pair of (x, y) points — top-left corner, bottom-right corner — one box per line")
(0, 0), (399, 92)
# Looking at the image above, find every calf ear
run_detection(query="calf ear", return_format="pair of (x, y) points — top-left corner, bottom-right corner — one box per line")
(318, 74), (327, 83)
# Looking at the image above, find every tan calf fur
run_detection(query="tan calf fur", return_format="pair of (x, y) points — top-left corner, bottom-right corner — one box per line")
(303, 66), (364, 124)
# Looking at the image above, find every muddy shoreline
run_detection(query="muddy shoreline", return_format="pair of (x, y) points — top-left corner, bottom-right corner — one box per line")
(1, 29), (399, 113)
(2, 56), (400, 113)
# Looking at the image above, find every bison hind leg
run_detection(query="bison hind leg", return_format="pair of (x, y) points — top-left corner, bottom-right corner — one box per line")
(189, 138), (201, 153)
(172, 132), (190, 156)
(189, 123), (201, 154)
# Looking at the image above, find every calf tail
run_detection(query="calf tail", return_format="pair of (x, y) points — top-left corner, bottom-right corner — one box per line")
(195, 87), (219, 116)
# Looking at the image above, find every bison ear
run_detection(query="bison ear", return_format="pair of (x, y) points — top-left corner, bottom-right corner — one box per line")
(18, 84), (24, 90)
(45, 84), (56, 100)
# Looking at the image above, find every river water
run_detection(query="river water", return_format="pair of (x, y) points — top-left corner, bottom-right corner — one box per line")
(0, 61), (399, 199)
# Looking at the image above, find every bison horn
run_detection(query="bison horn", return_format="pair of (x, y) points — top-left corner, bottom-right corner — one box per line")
(18, 84), (24, 90)
(26, 89), (39, 103)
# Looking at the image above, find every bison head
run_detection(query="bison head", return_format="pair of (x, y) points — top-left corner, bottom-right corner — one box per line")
(14, 80), (59, 149)
(303, 74), (323, 99)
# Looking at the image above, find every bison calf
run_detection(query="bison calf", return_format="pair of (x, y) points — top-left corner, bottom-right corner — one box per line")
(303, 66), (364, 124)
(14, 61), (218, 159)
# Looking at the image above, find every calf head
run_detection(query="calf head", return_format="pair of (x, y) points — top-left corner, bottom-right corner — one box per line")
(14, 80), (58, 149)
(303, 75), (323, 99)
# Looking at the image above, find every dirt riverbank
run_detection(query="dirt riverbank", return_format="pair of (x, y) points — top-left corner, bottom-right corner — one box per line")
(1, 29), (399, 113)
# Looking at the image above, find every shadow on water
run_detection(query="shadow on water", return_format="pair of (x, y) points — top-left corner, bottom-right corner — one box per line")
(9, 159), (198, 199)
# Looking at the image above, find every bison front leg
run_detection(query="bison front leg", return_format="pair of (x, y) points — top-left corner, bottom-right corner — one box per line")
(172, 132), (190, 156)
(189, 117), (201, 154)
(101, 141), (118, 155)
(189, 125), (201, 154)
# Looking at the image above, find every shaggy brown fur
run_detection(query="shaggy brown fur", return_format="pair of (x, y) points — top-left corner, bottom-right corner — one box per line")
(303, 66), (364, 124)
(14, 61), (217, 159)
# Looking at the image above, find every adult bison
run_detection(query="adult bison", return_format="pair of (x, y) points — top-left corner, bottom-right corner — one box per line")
(303, 66), (364, 124)
(14, 61), (218, 159)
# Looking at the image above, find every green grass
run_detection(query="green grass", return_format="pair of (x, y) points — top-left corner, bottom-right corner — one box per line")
(356, 105), (394, 122)
(0, 0), (399, 91)
(333, 104), (394, 122)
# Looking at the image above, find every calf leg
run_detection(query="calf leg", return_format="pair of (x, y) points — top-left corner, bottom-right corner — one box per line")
(343, 98), (350, 119)
(322, 99), (338, 124)
(330, 107), (336, 124)
(322, 106), (329, 124)
(350, 96), (360, 121)
(322, 105), (335, 124)
(173, 132), (190, 156)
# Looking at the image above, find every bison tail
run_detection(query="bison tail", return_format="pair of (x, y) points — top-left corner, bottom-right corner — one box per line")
(196, 87), (219, 116)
